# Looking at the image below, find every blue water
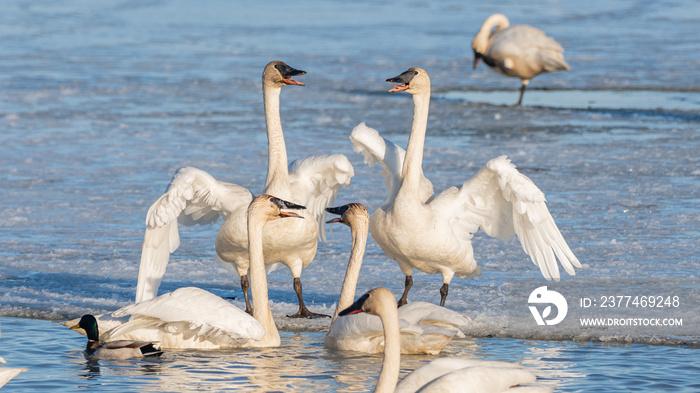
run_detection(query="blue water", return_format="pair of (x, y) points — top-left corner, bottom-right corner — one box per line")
(1, 0), (698, 391)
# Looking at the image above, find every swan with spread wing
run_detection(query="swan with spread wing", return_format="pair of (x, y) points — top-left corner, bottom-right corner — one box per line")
(136, 61), (354, 318)
(350, 67), (581, 307)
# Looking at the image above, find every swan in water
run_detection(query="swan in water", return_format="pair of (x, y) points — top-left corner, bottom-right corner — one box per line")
(0, 324), (27, 388)
(65, 195), (306, 349)
(339, 288), (554, 393)
(350, 68), (581, 307)
(323, 203), (470, 354)
(471, 13), (570, 106)
(136, 61), (354, 318)
(70, 314), (164, 360)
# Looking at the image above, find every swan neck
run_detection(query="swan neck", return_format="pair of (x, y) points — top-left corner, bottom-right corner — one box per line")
(247, 212), (280, 347)
(331, 222), (369, 321)
(399, 91), (430, 195)
(474, 14), (510, 53)
(374, 302), (401, 393)
(262, 83), (291, 198)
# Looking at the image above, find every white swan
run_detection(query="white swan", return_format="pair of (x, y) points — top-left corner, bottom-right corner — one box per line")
(471, 13), (570, 106)
(0, 324), (27, 388)
(339, 288), (554, 393)
(323, 203), (469, 355)
(350, 68), (581, 307)
(136, 61), (354, 318)
(65, 195), (306, 349)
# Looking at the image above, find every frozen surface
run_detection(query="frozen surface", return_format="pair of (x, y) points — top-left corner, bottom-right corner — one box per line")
(0, 0), (698, 391)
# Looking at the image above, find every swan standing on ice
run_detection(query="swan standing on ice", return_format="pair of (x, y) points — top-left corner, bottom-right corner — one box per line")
(471, 13), (570, 106)
(350, 68), (580, 307)
(323, 203), (469, 354)
(339, 288), (554, 393)
(66, 195), (305, 349)
(136, 61), (354, 318)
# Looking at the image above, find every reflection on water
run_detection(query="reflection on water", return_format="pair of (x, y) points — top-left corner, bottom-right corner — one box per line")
(2, 317), (699, 391)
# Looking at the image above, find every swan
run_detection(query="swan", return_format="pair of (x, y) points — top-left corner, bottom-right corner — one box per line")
(471, 13), (570, 106)
(66, 195), (305, 349)
(339, 288), (554, 393)
(135, 61), (354, 318)
(350, 68), (581, 307)
(70, 314), (164, 360)
(323, 203), (470, 355)
(0, 365), (27, 389)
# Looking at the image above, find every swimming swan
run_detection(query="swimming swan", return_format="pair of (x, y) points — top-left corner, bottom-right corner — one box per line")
(135, 61), (354, 318)
(350, 68), (580, 307)
(339, 288), (554, 393)
(65, 195), (305, 349)
(472, 13), (570, 106)
(323, 203), (469, 354)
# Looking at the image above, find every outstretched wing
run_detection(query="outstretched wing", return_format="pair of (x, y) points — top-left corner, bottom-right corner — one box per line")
(110, 287), (264, 343)
(431, 156), (580, 280)
(135, 168), (253, 302)
(349, 122), (433, 204)
(288, 154), (354, 241)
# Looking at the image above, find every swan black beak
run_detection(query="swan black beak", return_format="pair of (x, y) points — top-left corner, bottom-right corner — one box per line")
(339, 292), (370, 316)
(271, 197), (306, 218)
(387, 69), (418, 93)
(276, 63), (307, 86)
(473, 50), (482, 69)
(325, 205), (349, 223)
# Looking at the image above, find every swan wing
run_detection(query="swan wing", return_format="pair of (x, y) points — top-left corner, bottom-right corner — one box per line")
(399, 302), (470, 336)
(288, 154), (354, 241)
(136, 168), (253, 302)
(349, 122), (434, 203)
(110, 287), (264, 343)
(396, 358), (523, 393)
(416, 366), (538, 393)
(431, 156), (581, 281)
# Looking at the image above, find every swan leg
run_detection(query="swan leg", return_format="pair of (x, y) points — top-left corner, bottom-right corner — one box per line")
(397, 275), (413, 307)
(516, 84), (526, 106)
(439, 283), (449, 307)
(241, 275), (253, 315)
(286, 277), (330, 319)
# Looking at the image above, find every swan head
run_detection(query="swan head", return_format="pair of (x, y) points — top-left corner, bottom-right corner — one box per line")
(387, 67), (430, 95)
(325, 203), (369, 227)
(471, 13), (510, 66)
(249, 194), (306, 222)
(338, 287), (396, 317)
(263, 61), (306, 88)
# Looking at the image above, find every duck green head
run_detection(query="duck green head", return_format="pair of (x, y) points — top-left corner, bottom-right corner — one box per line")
(70, 314), (100, 341)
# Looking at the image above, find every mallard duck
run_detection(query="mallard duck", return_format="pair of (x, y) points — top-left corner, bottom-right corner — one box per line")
(70, 315), (163, 360)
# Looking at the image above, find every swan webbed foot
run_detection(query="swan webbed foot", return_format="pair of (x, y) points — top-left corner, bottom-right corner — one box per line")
(287, 277), (331, 319)
(286, 308), (330, 319)
(397, 275), (413, 307)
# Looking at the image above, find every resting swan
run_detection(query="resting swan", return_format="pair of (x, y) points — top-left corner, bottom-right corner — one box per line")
(472, 13), (570, 106)
(136, 61), (354, 318)
(323, 203), (469, 355)
(350, 68), (581, 307)
(65, 195), (305, 349)
(0, 324), (27, 388)
(339, 288), (554, 393)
